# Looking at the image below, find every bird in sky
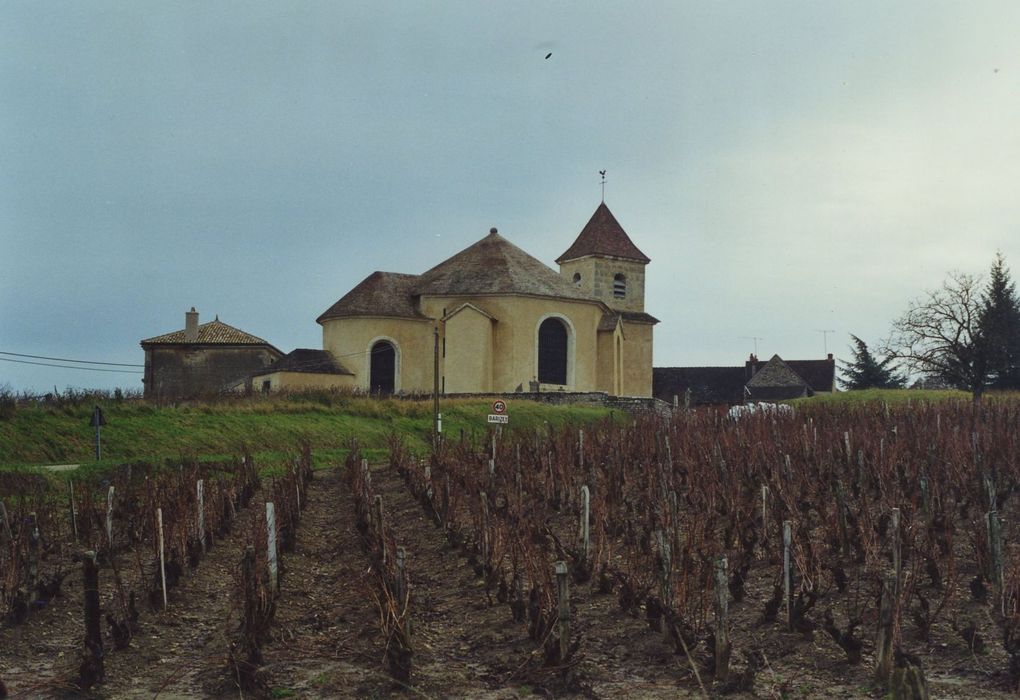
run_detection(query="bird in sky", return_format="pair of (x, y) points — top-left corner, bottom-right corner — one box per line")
(545, 52), (552, 59)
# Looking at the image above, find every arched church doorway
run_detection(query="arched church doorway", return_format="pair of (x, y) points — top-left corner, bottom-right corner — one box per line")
(370, 340), (396, 394)
(538, 318), (568, 385)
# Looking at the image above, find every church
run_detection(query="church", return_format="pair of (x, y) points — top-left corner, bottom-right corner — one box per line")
(252, 202), (658, 397)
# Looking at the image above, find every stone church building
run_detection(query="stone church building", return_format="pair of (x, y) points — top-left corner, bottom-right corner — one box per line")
(254, 203), (658, 397)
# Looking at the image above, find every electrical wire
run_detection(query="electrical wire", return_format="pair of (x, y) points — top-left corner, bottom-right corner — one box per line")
(0, 351), (144, 367)
(0, 357), (144, 374)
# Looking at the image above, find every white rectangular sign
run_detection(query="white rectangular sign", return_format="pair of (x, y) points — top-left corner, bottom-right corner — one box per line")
(487, 414), (509, 424)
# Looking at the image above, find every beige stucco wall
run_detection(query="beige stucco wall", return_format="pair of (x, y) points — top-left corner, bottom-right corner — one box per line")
(559, 257), (647, 313)
(444, 306), (493, 393)
(318, 295), (653, 397)
(620, 321), (653, 396)
(253, 371), (357, 392)
(321, 316), (433, 392)
(420, 295), (607, 394)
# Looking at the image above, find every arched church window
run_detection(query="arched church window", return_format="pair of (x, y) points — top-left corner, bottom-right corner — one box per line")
(572, 272), (581, 287)
(538, 318), (568, 385)
(613, 273), (627, 298)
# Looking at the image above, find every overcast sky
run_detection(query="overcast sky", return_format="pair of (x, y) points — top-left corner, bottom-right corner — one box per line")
(2, 2), (1019, 393)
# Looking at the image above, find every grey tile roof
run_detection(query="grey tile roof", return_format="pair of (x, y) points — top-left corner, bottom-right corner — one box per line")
(556, 203), (650, 264)
(317, 272), (428, 323)
(745, 355), (811, 389)
(252, 349), (353, 376)
(415, 229), (591, 300)
(141, 319), (277, 347)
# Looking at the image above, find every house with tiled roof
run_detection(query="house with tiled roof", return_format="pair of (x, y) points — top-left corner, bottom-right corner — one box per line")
(140, 308), (283, 399)
(653, 353), (836, 406)
(297, 202), (658, 396)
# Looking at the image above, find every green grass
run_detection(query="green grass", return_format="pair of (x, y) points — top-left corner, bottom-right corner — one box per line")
(790, 388), (973, 405)
(0, 394), (616, 472)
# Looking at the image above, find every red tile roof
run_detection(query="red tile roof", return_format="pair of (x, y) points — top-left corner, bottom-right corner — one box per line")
(556, 203), (650, 264)
(141, 319), (276, 347)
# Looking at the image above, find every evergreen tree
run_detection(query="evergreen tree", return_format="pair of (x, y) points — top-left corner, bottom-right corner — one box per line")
(840, 335), (905, 390)
(978, 253), (1020, 390)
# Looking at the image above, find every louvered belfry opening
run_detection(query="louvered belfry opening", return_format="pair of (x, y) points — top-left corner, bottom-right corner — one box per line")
(370, 341), (396, 395)
(538, 318), (568, 385)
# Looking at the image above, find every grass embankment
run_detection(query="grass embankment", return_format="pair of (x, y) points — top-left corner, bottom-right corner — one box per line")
(0, 394), (616, 473)
(791, 387), (1020, 406)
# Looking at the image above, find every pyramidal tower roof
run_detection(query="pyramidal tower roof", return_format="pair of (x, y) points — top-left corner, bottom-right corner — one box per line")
(556, 202), (650, 265)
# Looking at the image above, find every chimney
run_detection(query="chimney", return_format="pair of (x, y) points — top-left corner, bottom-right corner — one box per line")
(827, 353), (833, 361)
(185, 307), (199, 342)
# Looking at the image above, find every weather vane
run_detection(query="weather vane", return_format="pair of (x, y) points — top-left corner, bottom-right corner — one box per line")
(599, 170), (607, 202)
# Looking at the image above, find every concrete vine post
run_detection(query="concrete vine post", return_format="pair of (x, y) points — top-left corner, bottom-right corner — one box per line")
(480, 491), (490, 564)
(579, 485), (590, 571)
(266, 502), (279, 595)
(156, 508), (168, 610)
(783, 520), (793, 630)
(714, 555), (731, 683)
(987, 510), (1003, 592)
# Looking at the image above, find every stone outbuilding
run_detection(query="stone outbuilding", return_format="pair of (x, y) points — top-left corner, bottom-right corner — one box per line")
(140, 308), (283, 400)
(285, 202), (658, 397)
(653, 353), (837, 406)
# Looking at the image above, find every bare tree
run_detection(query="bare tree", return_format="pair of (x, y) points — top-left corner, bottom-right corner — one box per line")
(883, 271), (989, 400)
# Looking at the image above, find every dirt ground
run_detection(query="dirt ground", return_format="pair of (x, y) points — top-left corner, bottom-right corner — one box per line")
(2, 463), (1019, 699)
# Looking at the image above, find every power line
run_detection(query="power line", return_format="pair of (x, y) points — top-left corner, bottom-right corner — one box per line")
(0, 351), (144, 367)
(0, 357), (144, 374)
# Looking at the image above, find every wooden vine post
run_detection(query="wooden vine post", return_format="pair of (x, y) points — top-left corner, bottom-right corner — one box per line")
(480, 491), (490, 563)
(0, 500), (12, 545)
(196, 479), (205, 553)
(656, 530), (673, 643)
(372, 495), (387, 565)
(106, 485), (115, 550)
(760, 485), (768, 541)
(156, 507), (168, 610)
(266, 502), (279, 595)
(68, 480), (79, 542)
(987, 509), (1003, 591)
(27, 513), (40, 591)
(783, 520), (793, 630)
(555, 561), (570, 662)
(875, 573), (896, 685)
(714, 555), (731, 683)
(891, 507), (902, 594)
(82, 550), (104, 686)
(396, 546), (411, 639)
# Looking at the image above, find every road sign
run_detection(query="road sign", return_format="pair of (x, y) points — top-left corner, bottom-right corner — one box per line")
(492, 400), (507, 414)
(487, 414), (509, 424)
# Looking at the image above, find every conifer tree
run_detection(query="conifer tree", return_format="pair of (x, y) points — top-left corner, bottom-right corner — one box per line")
(840, 335), (904, 390)
(978, 253), (1020, 390)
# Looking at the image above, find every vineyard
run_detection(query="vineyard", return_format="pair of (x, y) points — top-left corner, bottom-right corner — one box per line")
(2, 399), (1020, 698)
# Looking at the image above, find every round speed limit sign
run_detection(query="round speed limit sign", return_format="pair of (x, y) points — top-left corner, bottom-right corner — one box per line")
(492, 400), (507, 414)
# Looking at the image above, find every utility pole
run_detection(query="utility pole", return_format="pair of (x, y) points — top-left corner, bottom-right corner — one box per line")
(433, 325), (440, 446)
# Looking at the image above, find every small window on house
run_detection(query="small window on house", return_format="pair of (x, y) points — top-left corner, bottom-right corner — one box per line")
(261, 380), (271, 394)
(613, 273), (626, 298)
(572, 272), (581, 287)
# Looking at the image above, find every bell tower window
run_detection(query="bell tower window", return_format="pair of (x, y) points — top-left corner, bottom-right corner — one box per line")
(572, 272), (581, 287)
(613, 273), (627, 298)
